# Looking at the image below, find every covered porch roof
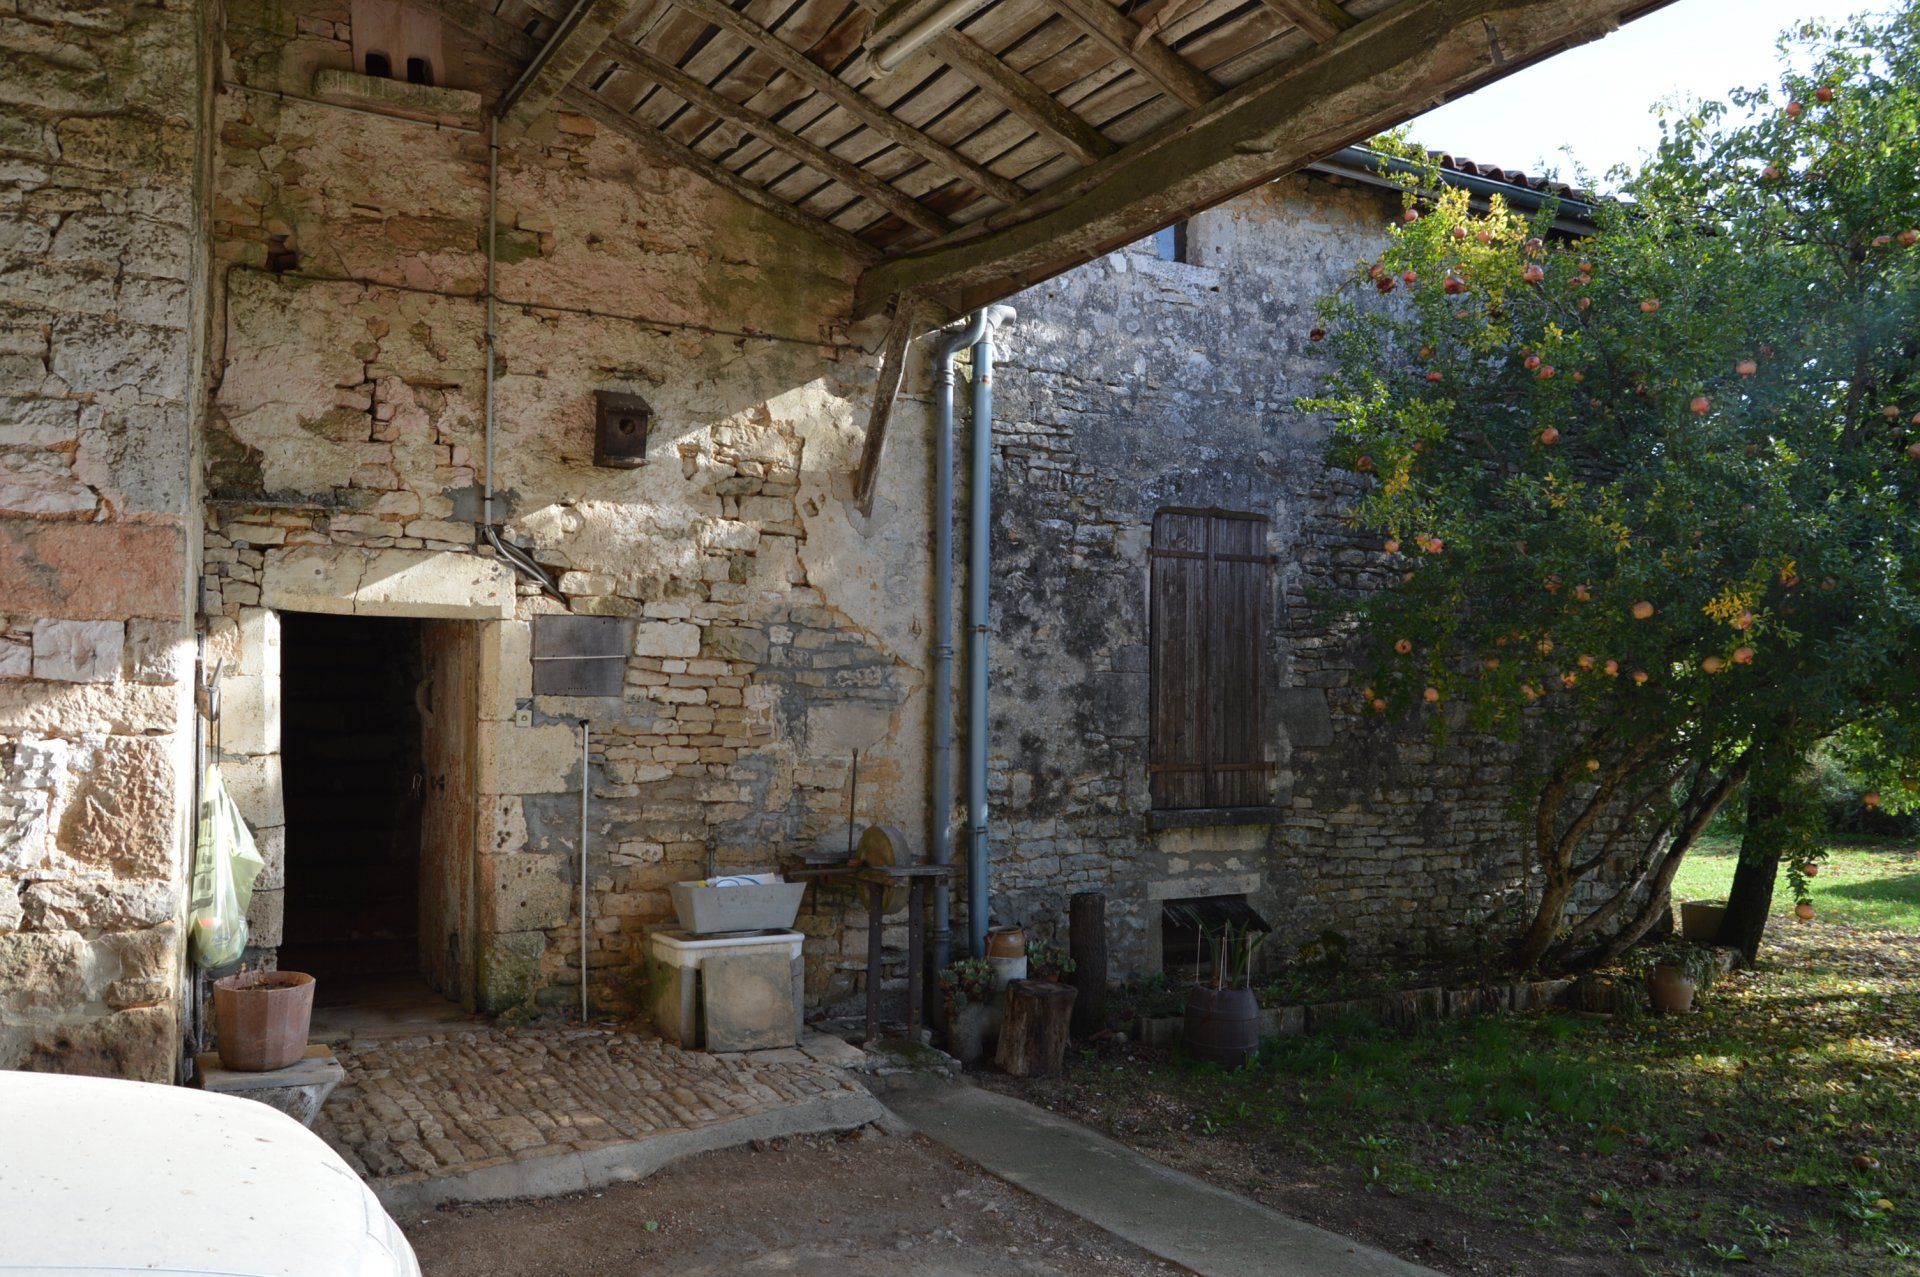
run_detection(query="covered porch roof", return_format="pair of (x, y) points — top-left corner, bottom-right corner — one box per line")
(437, 0), (1668, 319)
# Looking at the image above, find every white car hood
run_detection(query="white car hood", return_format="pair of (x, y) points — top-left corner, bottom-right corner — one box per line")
(0, 1071), (417, 1277)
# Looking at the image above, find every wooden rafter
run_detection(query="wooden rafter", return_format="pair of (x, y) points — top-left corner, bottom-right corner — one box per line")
(668, 0), (1030, 205)
(561, 88), (881, 257)
(499, 0), (648, 124)
(1043, 0), (1218, 109)
(1258, 0), (1357, 42)
(601, 36), (956, 235)
(926, 28), (1116, 165)
(854, 0), (1644, 315)
(851, 296), (927, 516)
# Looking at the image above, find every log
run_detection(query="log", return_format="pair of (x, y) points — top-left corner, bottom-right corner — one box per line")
(1068, 891), (1107, 1037)
(994, 980), (1077, 1077)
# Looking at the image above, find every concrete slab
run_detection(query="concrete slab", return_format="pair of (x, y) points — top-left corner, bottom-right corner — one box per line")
(883, 1083), (1441, 1277)
(195, 1045), (343, 1127)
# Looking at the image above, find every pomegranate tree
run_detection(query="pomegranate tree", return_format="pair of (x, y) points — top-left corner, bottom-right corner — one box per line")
(1302, 8), (1920, 970)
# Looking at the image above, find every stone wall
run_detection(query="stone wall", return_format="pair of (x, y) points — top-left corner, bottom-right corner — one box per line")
(200, 0), (927, 1018)
(982, 174), (1586, 978)
(0, 0), (215, 1080)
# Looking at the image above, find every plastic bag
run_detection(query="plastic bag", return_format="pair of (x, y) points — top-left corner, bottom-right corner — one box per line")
(188, 764), (266, 969)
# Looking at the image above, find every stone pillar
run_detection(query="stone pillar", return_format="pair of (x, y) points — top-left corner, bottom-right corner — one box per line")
(0, 0), (216, 1081)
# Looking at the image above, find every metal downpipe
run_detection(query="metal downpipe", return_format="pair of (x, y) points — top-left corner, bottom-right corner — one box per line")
(965, 305), (1015, 957)
(929, 310), (991, 981)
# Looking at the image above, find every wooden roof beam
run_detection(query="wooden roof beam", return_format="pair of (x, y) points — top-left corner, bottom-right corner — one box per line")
(498, 0), (649, 125)
(1043, 0), (1218, 109)
(855, 0), (1660, 316)
(600, 38), (957, 235)
(561, 88), (882, 258)
(927, 29), (1116, 165)
(668, 0), (1029, 205)
(1259, 0), (1356, 42)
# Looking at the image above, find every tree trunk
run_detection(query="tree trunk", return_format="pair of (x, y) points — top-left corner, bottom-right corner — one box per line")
(1720, 736), (1801, 964)
(995, 980), (1077, 1077)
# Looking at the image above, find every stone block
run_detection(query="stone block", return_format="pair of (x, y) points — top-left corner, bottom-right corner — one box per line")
(32, 618), (123, 683)
(220, 671), (279, 755)
(94, 925), (176, 1008)
(66, 736), (179, 877)
(245, 887), (283, 949)
(805, 701), (892, 752)
(311, 68), (482, 125)
(1275, 687), (1335, 748)
(703, 625), (768, 664)
(633, 621), (700, 658)
(124, 617), (186, 684)
(481, 852), (572, 932)
(3, 1005), (176, 1084)
(262, 545), (514, 619)
(0, 522), (184, 621)
(0, 638), (28, 679)
(477, 721), (579, 795)
(0, 930), (87, 1011)
(219, 752), (284, 831)
(477, 620), (531, 721)
(476, 931), (545, 1012)
(22, 878), (177, 933)
(701, 949), (800, 1052)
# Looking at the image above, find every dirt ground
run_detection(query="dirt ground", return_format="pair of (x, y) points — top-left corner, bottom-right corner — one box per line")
(402, 1126), (1182, 1276)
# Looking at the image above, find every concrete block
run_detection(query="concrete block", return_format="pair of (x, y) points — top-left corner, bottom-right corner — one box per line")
(32, 619), (123, 682)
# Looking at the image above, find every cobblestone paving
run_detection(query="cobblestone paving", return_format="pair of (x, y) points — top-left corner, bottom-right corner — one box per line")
(314, 1026), (870, 1186)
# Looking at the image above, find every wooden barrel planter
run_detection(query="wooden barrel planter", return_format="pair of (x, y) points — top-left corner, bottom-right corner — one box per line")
(213, 971), (316, 1072)
(1183, 985), (1261, 1067)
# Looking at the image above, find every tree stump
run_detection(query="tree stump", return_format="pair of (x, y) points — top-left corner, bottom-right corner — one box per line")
(1068, 891), (1106, 1036)
(994, 980), (1077, 1077)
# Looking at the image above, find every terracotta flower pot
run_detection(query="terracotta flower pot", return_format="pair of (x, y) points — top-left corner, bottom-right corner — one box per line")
(213, 970), (315, 1072)
(1183, 985), (1261, 1068)
(1646, 964), (1696, 1015)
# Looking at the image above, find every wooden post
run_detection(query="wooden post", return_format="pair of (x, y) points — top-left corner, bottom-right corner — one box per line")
(994, 980), (1078, 1077)
(1068, 891), (1107, 1037)
(864, 881), (885, 1042)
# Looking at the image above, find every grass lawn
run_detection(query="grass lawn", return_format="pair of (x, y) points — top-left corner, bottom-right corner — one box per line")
(998, 839), (1920, 1276)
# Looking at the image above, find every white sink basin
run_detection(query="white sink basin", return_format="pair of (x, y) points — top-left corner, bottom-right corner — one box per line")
(669, 874), (806, 935)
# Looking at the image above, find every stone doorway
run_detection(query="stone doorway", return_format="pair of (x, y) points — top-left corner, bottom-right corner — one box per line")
(276, 613), (480, 1017)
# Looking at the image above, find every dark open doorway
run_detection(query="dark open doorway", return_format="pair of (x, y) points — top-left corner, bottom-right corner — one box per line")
(278, 613), (480, 1032)
(279, 614), (426, 982)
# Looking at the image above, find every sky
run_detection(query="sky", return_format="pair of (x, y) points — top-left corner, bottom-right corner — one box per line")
(1402, 0), (1882, 185)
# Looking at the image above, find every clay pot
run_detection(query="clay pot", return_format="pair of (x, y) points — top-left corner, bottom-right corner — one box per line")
(213, 971), (315, 1072)
(1183, 985), (1261, 1068)
(1646, 965), (1696, 1016)
(985, 926), (1026, 959)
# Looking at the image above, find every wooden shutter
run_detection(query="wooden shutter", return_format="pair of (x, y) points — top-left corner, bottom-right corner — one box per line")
(1149, 510), (1270, 810)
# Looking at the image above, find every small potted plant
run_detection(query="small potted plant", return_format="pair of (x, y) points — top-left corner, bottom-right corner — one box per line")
(1635, 940), (1714, 1015)
(1026, 937), (1076, 983)
(938, 957), (997, 1064)
(1183, 921), (1267, 1068)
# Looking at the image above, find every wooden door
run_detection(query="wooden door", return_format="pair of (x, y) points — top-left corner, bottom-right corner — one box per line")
(417, 621), (479, 1006)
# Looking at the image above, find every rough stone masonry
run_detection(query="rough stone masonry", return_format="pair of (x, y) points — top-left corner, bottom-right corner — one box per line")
(2, 0), (1618, 1081)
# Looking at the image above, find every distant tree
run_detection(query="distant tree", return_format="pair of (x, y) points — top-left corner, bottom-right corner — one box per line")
(1303, 6), (1920, 970)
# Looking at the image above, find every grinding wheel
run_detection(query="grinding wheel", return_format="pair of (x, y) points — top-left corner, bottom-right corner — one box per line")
(856, 823), (911, 914)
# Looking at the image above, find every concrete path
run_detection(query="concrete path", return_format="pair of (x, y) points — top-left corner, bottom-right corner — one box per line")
(884, 1084), (1442, 1277)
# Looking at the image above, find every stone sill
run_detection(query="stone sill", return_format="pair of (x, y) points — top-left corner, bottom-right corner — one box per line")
(1147, 805), (1285, 831)
(310, 68), (482, 126)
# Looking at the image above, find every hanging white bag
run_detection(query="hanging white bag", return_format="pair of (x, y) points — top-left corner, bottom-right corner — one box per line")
(188, 764), (266, 969)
